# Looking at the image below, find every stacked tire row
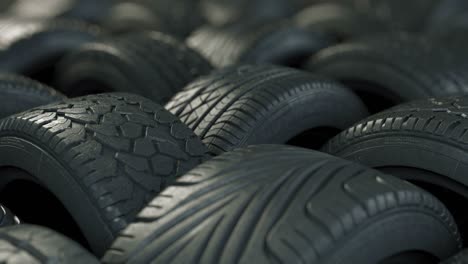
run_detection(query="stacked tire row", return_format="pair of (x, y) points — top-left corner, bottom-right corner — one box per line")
(1, 0), (468, 263)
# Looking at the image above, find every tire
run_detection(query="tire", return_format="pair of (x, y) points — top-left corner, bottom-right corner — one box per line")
(0, 93), (207, 255)
(0, 74), (66, 119)
(199, 0), (303, 26)
(187, 20), (334, 68)
(323, 95), (468, 242)
(294, 3), (390, 40)
(103, 0), (204, 38)
(0, 204), (20, 227)
(4, 0), (112, 23)
(165, 64), (368, 155)
(0, 224), (98, 264)
(0, 18), (101, 83)
(442, 249), (468, 264)
(103, 145), (461, 264)
(305, 32), (468, 113)
(56, 31), (213, 104)
(348, 0), (439, 31)
(425, 0), (468, 33)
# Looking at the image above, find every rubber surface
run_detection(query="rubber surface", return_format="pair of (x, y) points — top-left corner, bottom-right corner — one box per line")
(324, 96), (468, 194)
(338, 0), (440, 31)
(0, 93), (207, 255)
(442, 249), (468, 264)
(56, 31), (213, 104)
(4, 0), (112, 23)
(166, 64), (368, 155)
(0, 18), (101, 79)
(105, 0), (204, 38)
(323, 95), (468, 242)
(0, 224), (98, 264)
(103, 144), (461, 264)
(188, 20), (334, 67)
(294, 3), (390, 40)
(306, 33), (468, 113)
(199, 0), (304, 26)
(0, 74), (65, 119)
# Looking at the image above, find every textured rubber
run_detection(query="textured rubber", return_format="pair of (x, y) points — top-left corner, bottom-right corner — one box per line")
(294, 3), (390, 40)
(103, 145), (461, 264)
(166, 64), (368, 155)
(442, 249), (468, 264)
(0, 74), (65, 119)
(187, 20), (334, 67)
(324, 96), (468, 193)
(0, 93), (207, 255)
(306, 33), (468, 113)
(104, 0), (204, 38)
(56, 31), (212, 104)
(0, 224), (98, 264)
(323, 96), (468, 242)
(0, 18), (101, 79)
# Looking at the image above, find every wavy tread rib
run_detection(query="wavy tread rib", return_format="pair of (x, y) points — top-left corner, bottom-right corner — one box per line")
(103, 145), (460, 264)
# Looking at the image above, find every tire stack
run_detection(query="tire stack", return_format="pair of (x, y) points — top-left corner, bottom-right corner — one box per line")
(0, 0), (467, 263)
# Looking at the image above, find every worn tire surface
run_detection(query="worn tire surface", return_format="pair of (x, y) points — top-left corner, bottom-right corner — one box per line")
(0, 74), (65, 119)
(166, 64), (368, 155)
(0, 18), (101, 81)
(56, 31), (212, 104)
(0, 224), (98, 264)
(306, 33), (468, 113)
(103, 145), (461, 264)
(188, 20), (334, 67)
(0, 93), (207, 255)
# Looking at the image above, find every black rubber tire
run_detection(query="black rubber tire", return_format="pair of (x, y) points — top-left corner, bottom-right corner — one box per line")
(323, 95), (468, 242)
(305, 33), (468, 113)
(0, 74), (66, 119)
(345, 0), (439, 31)
(294, 3), (390, 40)
(166, 64), (368, 155)
(0, 224), (98, 264)
(442, 249), (468, 264)
(425, 0), (468, 33)
(187, 20), (334, 68)
(199, 0), (304, 26)
(4, 0), (112, 23)
(56, 31), (213, 104)
(0, 18), (101, 82)
(102, 144), (461, 264)
(0, 93), (207, 255)
(0, 204), (20, 227)
(104, 0), (204, 38)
